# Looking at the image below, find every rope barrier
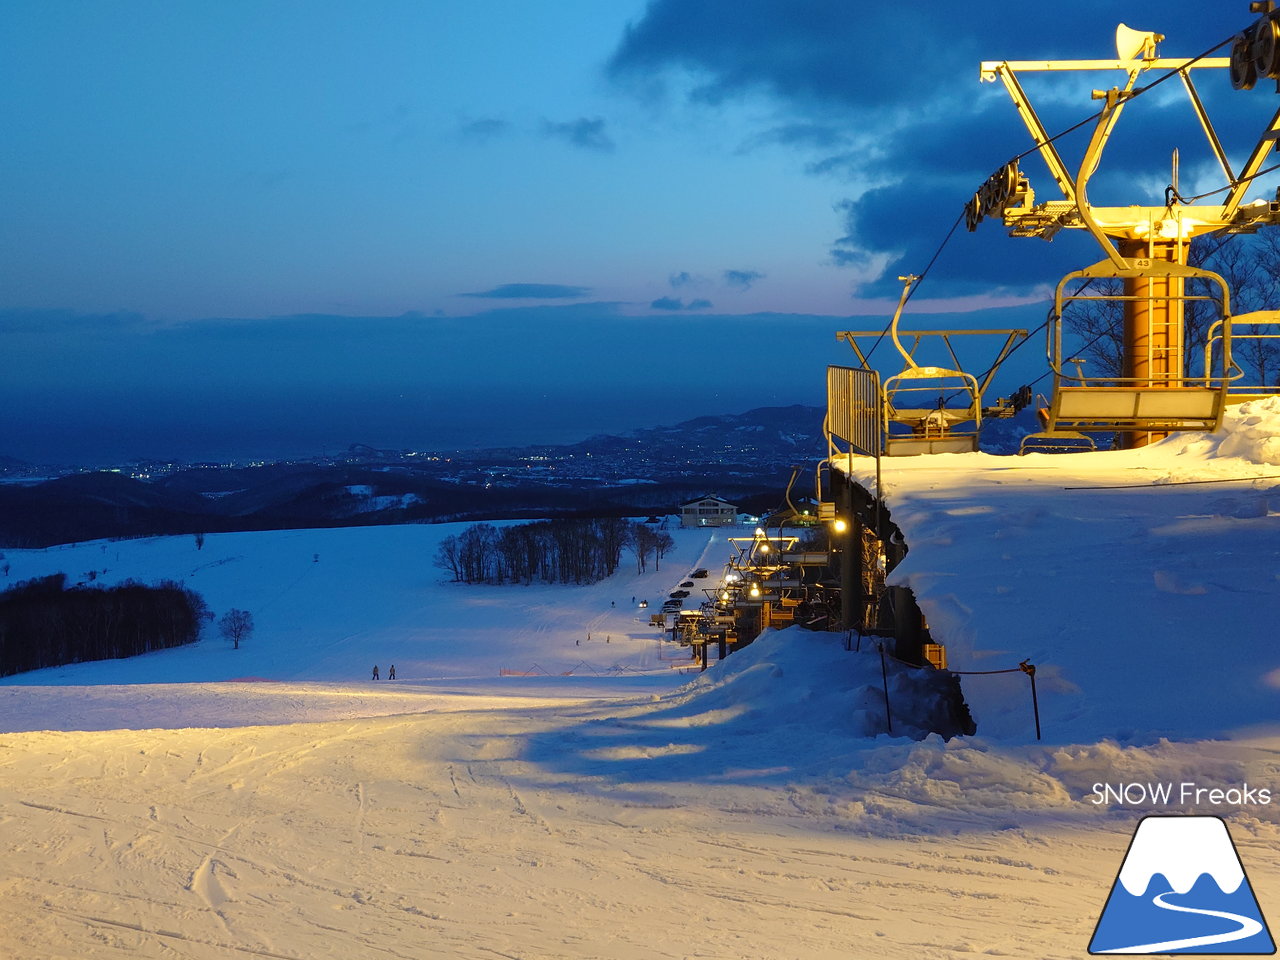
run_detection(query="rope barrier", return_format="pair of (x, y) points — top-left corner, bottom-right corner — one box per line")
(873, 643), (1043, 739)
(854, 637), (1043, 740)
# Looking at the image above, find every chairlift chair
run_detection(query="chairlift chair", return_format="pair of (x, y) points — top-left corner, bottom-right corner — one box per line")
(881, 366), (983, 456)
(835, 275), (1028, 457)
(1044, 258), (1238, 437)
(1019, 391), (1098, 454)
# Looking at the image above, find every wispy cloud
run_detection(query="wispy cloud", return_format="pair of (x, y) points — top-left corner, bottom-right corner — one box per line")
(737, 122), (851, 155)
(724, 269), (764, 291)
(668, 270), (710, 288)
(542, 116), (615, 152)
(460, 283), (591, 300)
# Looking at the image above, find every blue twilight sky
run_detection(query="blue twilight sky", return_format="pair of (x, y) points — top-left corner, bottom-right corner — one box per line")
(2, 1), (1277, 463)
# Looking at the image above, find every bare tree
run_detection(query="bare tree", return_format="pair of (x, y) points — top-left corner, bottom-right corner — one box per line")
(1235, 230), (1280, 387)
(652, 531), (675, 572)
(1060, 278), (1124, 379)
(219, 608), (254, 649)
(433, 533), (463, 582)
(632, 526), (656, 573)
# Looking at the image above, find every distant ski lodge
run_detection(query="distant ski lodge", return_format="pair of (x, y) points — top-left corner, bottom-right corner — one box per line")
(680, 496), (738, 528)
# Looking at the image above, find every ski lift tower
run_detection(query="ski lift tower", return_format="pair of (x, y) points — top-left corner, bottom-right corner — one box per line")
(975, 7), (1280, 446)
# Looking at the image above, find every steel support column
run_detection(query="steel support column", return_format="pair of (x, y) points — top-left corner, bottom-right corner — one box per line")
(1121, 237), (1185, 447)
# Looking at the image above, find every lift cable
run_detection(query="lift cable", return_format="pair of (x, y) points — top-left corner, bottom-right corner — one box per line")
(1171, 160), (1280, 204)
(861, 209), (965, 365)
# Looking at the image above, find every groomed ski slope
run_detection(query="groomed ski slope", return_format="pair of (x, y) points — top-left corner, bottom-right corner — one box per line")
(2, 402), (1280, 958)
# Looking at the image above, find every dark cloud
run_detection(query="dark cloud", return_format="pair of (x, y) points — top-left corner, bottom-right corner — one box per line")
(609, 2), (1242, 114)
(542, 116), (615, 152)
(459, 118), (510, 142)
(833, 185), (1097, 298)
(651, 296), (713, 310)
(609, 1), (1263, 297)
(460, 283), (591, 300)
(724, 269), (764, 290)
(737, 122), (851, 155)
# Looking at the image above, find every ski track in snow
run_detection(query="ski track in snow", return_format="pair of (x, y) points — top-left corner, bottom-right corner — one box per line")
(3, 683), (1278, 959)
(0, 706), (1129, 960)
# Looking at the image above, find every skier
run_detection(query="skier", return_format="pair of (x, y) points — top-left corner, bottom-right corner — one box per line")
(388, 664), (396, 680)
(372, 664), (380, 680)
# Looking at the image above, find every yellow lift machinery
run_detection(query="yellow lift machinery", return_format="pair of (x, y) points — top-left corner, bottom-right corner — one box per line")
(975, 11), (1280, 446)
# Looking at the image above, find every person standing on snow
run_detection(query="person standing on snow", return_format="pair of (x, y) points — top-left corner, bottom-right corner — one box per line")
(388, 664), (396, 680)
(372, 664), (380, 680)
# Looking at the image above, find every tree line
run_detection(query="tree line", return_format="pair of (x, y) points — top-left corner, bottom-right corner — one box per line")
(0, 574), (209, 677)
(434, 518), (676, 585)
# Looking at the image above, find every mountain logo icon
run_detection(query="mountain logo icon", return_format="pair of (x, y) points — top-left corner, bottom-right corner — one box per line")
(1089, 815), (1275, 955)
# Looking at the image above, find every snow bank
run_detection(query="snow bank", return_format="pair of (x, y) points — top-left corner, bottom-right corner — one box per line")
(649, 626), (972, 741)
(839, 396), (1280, 743)
(1159, 396), (1280, 466)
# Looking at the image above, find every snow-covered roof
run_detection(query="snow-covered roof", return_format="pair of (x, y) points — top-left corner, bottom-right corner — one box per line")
(680, 495), (736, 507)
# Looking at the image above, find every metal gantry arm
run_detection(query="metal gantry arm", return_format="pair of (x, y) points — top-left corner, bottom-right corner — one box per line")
(974, 329), (1030, 399)
(1177, 68), (1236, 186)
(986, 62), (1078, 204)
(1222, 102), (1280, 220)
(1073, 79), (1142, 270)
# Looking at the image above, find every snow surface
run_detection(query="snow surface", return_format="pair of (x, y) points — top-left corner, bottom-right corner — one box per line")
(842, 396), (1280, 742)
(3, 403), (1280, 958)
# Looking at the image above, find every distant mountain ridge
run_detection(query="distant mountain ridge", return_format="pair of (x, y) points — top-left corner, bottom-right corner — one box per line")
(0, 404), (826, 547)
(556, 404), (825, 459)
